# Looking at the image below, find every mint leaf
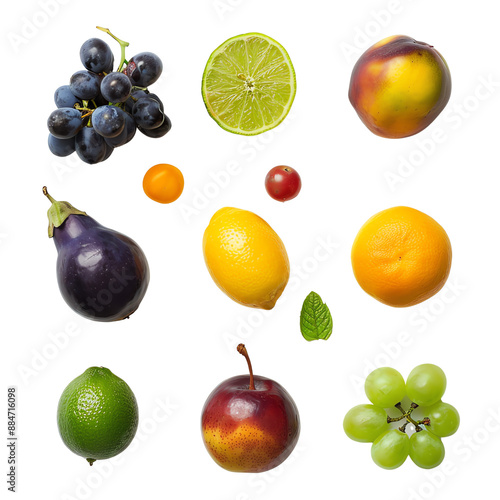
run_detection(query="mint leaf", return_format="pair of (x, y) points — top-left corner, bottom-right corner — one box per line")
(300, 292), (333, 341)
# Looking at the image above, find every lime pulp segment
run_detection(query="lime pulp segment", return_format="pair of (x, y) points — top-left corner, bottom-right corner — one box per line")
(202, 33), (296, 135)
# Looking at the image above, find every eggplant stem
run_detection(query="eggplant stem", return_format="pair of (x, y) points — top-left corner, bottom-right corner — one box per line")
(43, 186), (56, 204)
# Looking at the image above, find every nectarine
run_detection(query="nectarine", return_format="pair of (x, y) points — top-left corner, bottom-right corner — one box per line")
(349, 35), (451, 138)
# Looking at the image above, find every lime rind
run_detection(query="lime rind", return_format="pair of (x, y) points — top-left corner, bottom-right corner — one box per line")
(202, 33), (296, 136)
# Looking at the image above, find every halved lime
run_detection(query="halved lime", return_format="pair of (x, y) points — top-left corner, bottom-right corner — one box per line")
(202, 33), (296, 135)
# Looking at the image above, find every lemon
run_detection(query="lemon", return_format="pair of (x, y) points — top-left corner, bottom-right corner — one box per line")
(202, 33), (296, 135)
(57, 367), (138, 465)
(203, 207), (289, 309)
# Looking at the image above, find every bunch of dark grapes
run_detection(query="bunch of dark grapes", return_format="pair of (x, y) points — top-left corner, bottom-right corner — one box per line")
(47, 27), (171, 164)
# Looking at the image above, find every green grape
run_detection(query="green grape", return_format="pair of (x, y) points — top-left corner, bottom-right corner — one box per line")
(406, 364), (446, 406)
(343, 404), (389, 443)
(371, 429), (410, 470)
(365, 367), (406, 408)
(424, 401), (460, 437)
(409, 430), (445, 469)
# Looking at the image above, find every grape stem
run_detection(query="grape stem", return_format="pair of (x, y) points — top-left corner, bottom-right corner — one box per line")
(75, 106), (93, 112)
(387, 402), (426, 432)
(387, 414), (406, 423)
(96, 26), (130, 72)
(399, 421), (409, 433)
(74, 105), (94, 120)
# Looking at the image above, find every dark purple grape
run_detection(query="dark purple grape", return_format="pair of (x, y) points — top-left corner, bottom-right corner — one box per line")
(100, 72), (132, 103)
(139, 115), (171, 138)
(105, 112), (136, 147)
(91, 105), (125, 138)
(102, 142), (114, 161)
(54, 85), (82, 109)
(104, 54), (115, 74)
(70, 71), (101, 100)
(47, 108), (85, 139)
(94, 92), (109, 107)
(75, 127), (108, 164)
(125, 89), (149, 113)
(132, 97), (164, 129)
(48, 134), (75, 157)
(146, 93), (164, 112)
(124, 52), (163, 87)
(80, 38), (114, 73)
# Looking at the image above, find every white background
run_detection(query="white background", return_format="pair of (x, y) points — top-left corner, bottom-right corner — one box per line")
(2, 0), (499, 499)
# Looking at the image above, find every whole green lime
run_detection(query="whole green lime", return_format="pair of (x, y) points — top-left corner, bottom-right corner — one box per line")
(57, 367), (139, 465)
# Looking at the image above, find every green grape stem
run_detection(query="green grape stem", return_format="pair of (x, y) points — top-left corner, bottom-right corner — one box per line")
(388, 402), (427, 432)
(406, 414), (422, 430)
(395, 402), (406, 414)
(387, 414), (406, 423)
(399, 421), (409, 433)
(96, 26), (130, 72)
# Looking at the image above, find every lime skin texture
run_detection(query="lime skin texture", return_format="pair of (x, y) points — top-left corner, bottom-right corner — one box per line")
(57, 366), (139, 465)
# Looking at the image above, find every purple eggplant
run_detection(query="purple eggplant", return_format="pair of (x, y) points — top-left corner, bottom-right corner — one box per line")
(43, 187), (149, 322)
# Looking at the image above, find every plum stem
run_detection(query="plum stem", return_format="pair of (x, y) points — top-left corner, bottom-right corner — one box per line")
(42, 186), (56, 204)
(237, 344), (255, 390)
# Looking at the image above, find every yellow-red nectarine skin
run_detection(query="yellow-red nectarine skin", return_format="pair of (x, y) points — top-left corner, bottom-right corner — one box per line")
(349, 35), (451, 138)
(201, 375), (300, 473)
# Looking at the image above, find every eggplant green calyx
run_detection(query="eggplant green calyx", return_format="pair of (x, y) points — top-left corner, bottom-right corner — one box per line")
(43, 186), (87, 238)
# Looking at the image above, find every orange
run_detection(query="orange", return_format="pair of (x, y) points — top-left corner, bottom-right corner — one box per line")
(351, 207), (452, 307)
(143, 164), (184, 204)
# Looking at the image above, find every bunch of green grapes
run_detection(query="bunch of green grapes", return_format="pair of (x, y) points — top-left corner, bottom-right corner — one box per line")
(343, 364), (460, 470)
